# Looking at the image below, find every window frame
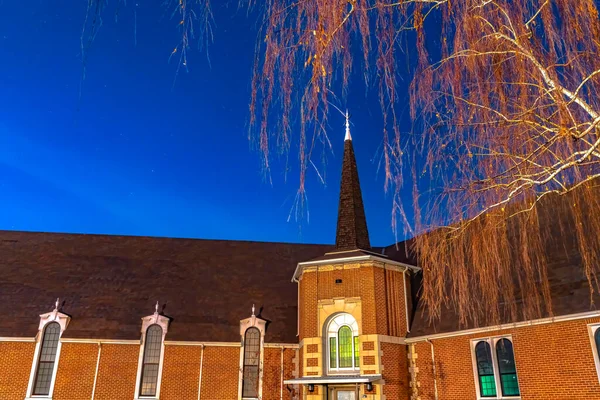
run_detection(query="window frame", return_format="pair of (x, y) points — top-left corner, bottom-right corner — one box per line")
(134, 308), (169, 400)
(25, 301), (70, 400)
(326, 313), (360, 374)
(470, 336), (521, 400)
(587, 323), (600, 383)
(238, 307), (266, 400)
(241, 327), (261, 399)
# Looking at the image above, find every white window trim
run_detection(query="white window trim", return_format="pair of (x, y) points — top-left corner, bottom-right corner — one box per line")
(587, 323), (600, 383)
(238, 306), (266, 400)
(25, 300), (71, 400)
(470, 336), (521, 400)
(134, 306), (170, 400)
(326, 313), (360, 374)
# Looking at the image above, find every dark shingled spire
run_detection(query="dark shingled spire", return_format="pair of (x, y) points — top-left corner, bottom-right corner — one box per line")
(335, 128), (371, 251)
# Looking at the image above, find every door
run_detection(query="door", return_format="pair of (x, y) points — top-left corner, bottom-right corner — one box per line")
(336, 390), (356, 400)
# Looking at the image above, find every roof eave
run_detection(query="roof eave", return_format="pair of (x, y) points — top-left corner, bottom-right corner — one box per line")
(292, 253), (420, 282)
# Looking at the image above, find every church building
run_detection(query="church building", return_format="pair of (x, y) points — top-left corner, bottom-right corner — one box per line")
(1, 126), (600, 400)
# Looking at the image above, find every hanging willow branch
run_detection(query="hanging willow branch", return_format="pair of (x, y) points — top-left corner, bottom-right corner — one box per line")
(249, 0), (600, 327)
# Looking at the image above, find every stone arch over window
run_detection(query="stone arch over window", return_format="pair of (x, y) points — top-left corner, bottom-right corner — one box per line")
(26, 298), (70, 400)
(325, 313), (359, 373)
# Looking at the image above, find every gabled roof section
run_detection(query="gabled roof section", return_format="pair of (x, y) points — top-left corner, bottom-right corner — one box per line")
(335, 135), (371, 251)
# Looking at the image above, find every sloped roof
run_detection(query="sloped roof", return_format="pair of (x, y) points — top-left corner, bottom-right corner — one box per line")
(0, 230), (332, 342)
(407, 188), (600, 338)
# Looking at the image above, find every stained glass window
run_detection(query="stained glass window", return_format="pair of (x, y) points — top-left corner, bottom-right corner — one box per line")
(242, 327), (261, 398)
(32, 322), (60, 395)
(139, 324), (163, 397)
(496, 338), (520, 396)
(329, 337), (337, 368)
(475, 341), (497, 397)
(338, 326), (353, 368)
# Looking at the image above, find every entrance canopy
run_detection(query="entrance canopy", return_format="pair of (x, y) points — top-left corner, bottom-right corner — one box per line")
(284, 375), (381, 385)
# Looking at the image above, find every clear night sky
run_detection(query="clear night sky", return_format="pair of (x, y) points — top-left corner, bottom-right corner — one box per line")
(0, 1), (414, 246)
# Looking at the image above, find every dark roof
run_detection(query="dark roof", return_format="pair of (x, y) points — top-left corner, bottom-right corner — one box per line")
(335, 138), (371, 251)
(408, 188), (600, 338)
(0, 230), (332, 342)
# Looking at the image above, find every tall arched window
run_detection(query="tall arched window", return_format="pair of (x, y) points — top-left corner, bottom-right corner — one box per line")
(139, 324), (163, 397)
(474, 341), (497, 398)
(496, 338), (520, 396)
(326, 313), (359, 372)
(32, 322), (61, 395)
(242, 327), (261, 398)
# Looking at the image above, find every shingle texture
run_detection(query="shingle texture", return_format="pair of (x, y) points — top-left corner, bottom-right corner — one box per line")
(335, 139), (371, 251)
(0, 230), (331, 342)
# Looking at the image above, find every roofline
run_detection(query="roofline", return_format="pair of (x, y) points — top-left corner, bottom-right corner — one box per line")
(292, 253), (419, 282)
(405, 309), (600, 343)
(0, 228), (332, 248)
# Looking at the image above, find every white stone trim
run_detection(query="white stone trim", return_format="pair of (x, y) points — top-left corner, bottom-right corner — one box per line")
(469, 335), (521, 400)
(25, 303), (71, 400)
(134, 309), (170, 400)
(587, 323), (600, 384)
(239, 310), (267, 400)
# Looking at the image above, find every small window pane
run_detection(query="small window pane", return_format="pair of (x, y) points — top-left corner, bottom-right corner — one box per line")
(33, 323), (60, 395)
(140, 325), (163, 397)
(475, 341), (497, 397)
(242, 328), (261, 398)
(338, 326), (353, 368)
(329, 337), (337, 368)
(496, 338), (520, 396)
(353, 336), (359, 367)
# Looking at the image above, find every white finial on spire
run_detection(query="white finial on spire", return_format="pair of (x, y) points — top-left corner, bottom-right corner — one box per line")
(54, 298), (60, 312)
(252, 304), (255, 317)
(155, 301), (160, 314)
(345, 110), (352, 141)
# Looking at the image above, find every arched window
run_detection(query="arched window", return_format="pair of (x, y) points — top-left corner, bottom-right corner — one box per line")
(242, 327), (261, 398)
(32, 322), (61, 395)
(474, 341), (497, 398)
(496, 338), (520, 396)
(139, 324), (163, 397)
(326, 313), (359, 372)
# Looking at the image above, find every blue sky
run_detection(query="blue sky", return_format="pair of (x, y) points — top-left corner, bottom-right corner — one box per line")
(0, 1), (414, 245)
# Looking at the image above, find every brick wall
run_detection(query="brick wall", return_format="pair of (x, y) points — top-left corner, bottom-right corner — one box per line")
(412, 317), (600, 400)
(93, 344), (138, 400)
(200, 346), (240, 399)
(300, 272), (318, 340)
(0, 342), (34, 400)
(161, 344), (201, 400)
(381, 342), (410, 400)
(53, 343), (98, 399)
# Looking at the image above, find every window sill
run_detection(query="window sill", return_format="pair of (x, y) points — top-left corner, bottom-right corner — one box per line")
(477, 397), (521, 400)
(25, 397), (52, 400)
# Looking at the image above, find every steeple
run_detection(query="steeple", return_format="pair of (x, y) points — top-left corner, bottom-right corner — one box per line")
(335, 112), (371, 251)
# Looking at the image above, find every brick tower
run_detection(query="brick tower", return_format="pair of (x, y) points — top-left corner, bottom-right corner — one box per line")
(286, 117), (415, 400)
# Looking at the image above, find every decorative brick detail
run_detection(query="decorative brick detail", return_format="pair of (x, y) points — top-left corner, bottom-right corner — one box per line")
(363, 355), (376, 365)
(307, 358), (319, 367)
(306, 371), (319, 376)
(363, 369), (377, 374)
(363, 341), (375, 351)
(307, 344), (318, 353)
